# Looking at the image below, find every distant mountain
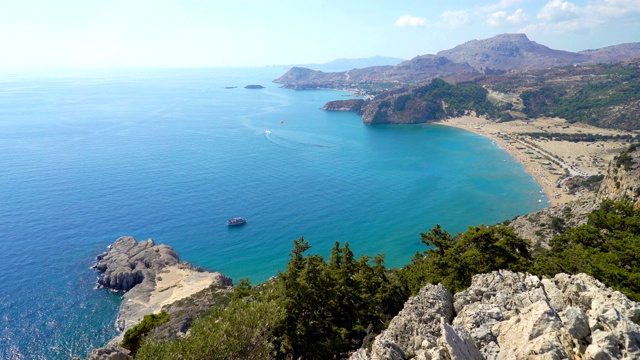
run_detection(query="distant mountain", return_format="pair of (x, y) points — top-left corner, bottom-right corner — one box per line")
(274, 56), (473, 90)
(436, 33), (587, 71)
(298, 56), (405, 71)
(274, 33), (640, 91)
(579, 43), (640, 63)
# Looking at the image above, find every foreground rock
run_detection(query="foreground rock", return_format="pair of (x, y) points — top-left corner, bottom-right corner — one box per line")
(87, 236), (233, 359)
(351, 270), (640, 359)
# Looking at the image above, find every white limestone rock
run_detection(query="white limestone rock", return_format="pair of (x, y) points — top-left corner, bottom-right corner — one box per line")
(351, 270), (640, 360)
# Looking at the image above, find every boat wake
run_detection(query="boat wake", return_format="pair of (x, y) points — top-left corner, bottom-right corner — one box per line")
(264, 130), (334, 149)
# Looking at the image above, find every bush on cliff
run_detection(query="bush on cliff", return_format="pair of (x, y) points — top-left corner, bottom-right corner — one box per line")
(121, 310), (170, 356)
(135, 296), (283, 359)
(532, 200), (640, 301)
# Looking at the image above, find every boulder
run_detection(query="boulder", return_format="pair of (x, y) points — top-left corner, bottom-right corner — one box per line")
(94, 236), (180, 292)
(351, 271), (640, 360)
(83, 344), (129, 360)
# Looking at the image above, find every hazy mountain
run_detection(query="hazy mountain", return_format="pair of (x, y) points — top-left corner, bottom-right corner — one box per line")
(298, 56), (406, 71)
(275, 33), (640, 91)
(436, 33), (588, 71)
(579, 42), (640, 63)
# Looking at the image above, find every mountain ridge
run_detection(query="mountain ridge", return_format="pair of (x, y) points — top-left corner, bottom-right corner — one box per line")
(274, 33), (640, 90)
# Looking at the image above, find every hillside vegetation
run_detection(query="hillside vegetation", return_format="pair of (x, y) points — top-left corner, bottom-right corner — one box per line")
(359, 78), (508, 124)
(131, 199), (640, 359)
(484, 61), (640, 129)
(355, 60), (640, 128)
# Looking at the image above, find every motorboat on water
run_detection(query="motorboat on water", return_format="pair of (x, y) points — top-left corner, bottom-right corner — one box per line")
(227, 217), (247, 226)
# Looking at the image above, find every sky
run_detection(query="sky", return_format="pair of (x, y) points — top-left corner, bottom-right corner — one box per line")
(0, 0), (639, 68)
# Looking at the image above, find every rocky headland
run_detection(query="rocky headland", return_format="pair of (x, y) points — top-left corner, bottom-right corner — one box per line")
(321, 98), (365, 112)
(351, 270), (640, 360)
(85, 236), (232, 359)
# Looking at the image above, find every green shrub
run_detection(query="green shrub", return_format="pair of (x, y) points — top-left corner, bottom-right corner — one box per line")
(121, 310), (170, 356)
(136, 299), (282, 359)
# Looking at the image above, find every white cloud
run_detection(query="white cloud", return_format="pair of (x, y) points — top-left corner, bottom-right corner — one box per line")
(488, 8), (529, 26)
(510, 8), (530, 24)
(488, 11), (508, 26)
(537, 0), (579, 21)
(479, 0), (525, 13)
(395, 14), (427, 28)
(437, 0), (524, 28)
(441, 10), (472, 27)
(524, 0), (640, 34)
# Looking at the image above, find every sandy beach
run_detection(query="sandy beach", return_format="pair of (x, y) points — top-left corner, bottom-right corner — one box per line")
(437, 116), (635, 206)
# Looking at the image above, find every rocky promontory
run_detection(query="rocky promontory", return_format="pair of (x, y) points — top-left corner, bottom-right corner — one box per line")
(94, 236), (178, 292)
(94, 236), (232, 332)
(351, 270), (640, 360)
(321, 99), (365, 112)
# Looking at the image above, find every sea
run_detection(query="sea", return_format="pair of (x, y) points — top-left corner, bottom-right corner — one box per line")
(0, 67), (548, 359)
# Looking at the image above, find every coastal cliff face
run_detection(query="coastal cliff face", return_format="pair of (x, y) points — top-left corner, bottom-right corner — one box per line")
(597, 145), (640, 207)
(358, 79), (492, 125)
(351, 270), (640, 360)
(509, 198), (597, 249)
(321, 99), (365, 112)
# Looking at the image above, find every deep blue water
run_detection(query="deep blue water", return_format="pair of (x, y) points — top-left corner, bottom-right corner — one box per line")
(0, 67), (548, 359)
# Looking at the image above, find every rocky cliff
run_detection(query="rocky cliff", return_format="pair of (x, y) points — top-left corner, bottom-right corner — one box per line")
(93, 236), (179, 292)
(596, 145), (640, 207)
(351, 270), (640, 360)
(357, 78), (493, 125)
(509, 197), (597, 249)
(321, 99), (365, 111)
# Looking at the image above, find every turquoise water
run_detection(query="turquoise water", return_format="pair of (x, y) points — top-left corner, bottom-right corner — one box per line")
(0, 67), (548, 359)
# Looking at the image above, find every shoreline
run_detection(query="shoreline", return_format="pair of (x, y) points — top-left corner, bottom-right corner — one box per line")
(436, 116), (633, 207)
(437, 118), (560, 206)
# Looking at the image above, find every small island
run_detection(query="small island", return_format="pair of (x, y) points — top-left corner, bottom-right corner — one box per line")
(244, 84), (265, 89)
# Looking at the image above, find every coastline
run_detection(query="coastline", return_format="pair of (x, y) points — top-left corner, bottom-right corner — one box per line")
(436, 116), (633, 207)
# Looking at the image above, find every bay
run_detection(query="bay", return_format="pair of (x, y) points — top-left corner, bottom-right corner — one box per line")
(0, 67), (547, 359)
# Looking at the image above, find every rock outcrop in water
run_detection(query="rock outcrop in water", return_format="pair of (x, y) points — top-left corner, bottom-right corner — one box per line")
(94, 236), (232, 332)
(86, 236), (233, 359)
(351, 270), (640, 360)
(93, 236), (179, 291)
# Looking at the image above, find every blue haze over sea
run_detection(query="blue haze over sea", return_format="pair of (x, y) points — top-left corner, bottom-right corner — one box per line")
(0, 67), (547, 359)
